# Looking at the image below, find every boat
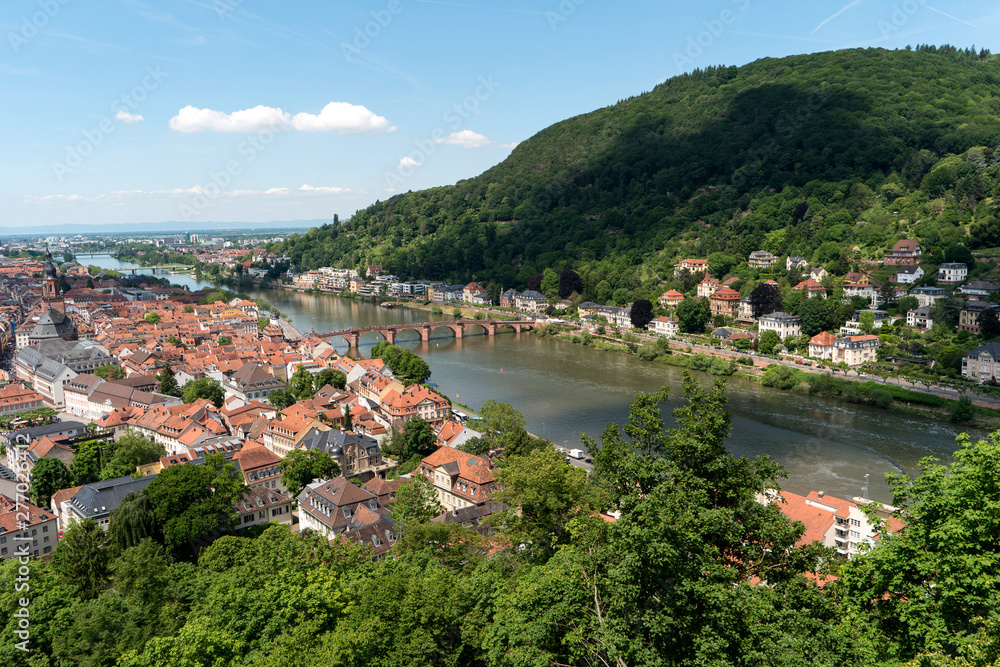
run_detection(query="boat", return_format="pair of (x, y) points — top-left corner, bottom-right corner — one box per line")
(379, 302), (395, 309)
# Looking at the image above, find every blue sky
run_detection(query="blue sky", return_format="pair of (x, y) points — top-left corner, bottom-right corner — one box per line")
(2, 0), (998, 230)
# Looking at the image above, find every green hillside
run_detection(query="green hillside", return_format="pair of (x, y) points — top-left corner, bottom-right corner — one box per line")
(271, 45), (1000, 299)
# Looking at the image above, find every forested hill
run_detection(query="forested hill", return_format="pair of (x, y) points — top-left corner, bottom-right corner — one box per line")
(271, 45), (1000, 299)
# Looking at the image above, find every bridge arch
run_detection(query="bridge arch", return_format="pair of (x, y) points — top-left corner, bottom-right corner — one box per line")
(428, 323), (462, 340)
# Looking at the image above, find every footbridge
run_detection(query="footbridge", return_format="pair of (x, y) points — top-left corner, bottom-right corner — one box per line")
(314, 319), (534, 349)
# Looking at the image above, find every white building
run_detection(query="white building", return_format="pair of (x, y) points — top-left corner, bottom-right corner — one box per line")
(649, 315), (679, 338)
(937, 262), (967, 285)
(757, 312), (802, 339)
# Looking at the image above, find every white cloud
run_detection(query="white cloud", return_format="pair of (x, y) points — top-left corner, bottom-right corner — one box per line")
(434, 130), (492, 148)
(168, 105), (291, 133)
(168, 102), (395, 134)
(291, 102), (396, 134)
(299, 184), (350, 193)
(397, 156), (421, 170)
(501, 141), (520, 149)
(114, 110), (145, 124)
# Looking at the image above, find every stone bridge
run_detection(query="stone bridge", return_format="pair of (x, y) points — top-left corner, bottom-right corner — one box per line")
(314, 319), (534, 349)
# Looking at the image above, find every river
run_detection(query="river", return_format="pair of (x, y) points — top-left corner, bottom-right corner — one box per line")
(80, 254), (985, 503)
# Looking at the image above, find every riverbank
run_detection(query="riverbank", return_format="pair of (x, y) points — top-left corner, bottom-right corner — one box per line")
(531, 322), (1000, 431)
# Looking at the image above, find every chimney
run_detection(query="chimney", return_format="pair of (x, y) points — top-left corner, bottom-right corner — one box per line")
(817, 491), (825, 498)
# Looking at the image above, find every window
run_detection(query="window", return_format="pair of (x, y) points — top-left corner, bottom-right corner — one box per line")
(850, 518), (861, 527)
(42, 525), (48, 532)
(850, 530), (860, 539)
(43, 536), (49, 543)
(272, 507), (282, 517)
(243, 515), (253, 523)
(31, 529), (36, 536)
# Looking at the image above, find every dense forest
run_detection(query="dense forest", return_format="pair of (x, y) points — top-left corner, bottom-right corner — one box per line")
(269, 45), (1000, 305)
(6, 378), (1000, 666)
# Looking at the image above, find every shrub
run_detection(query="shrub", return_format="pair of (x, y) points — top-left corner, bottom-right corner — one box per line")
(761, 365), (800, 390)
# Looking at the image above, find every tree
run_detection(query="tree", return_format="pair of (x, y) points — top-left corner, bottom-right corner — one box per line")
(267, 387), (295, 411)
(859, 310), (876, 334)
(157, 362), (179, 397)
(748, 282), (782, 319)
(53, 519), (113, 600)
(93, 363), (124, 381)
(108, 490), (160, 551)
(101, 431), (165, 479)
(841, 431), (1000, 663)
(258, 316), (270, 330)
(490, 446), (605, 561)
(980, 307), (1000, 340)
(398, 418), (436, 461)
(315, 367), (346, 390)
(707, 251), (740, 279)
(165, 335), (185, 349)
(143, 312), (161, 325)
(30, 456), (73, 508)
(146, 452), (247, 554)
(280, 449), (340, 500)
(217, 335), (233, 346)
(390, 476), (442, 528)
(897, 295), (919, 314)
(675, 297), (710, 333)
(473, 399), (526, 446)
(878, 281), (897, 310)
(758, 329), (781, 355)
(288, 364), (315, 400)
(182, 377), (224, 408)
(629, 299), (654, 329)
(932, 296), (962, 330)
(799, 296), (834, 336)
(621, 331), (640, 353)
(540, 268), (559, 299)
(558, 269), (583, 298)
(183, 305), (194, 313)
(342, 404), (353, 432)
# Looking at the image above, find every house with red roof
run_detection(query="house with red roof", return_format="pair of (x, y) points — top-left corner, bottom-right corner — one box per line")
(766, 489), (902, 559)
(658, 290), (684, 309)
(709, 287), (741, 318)
(417, 446), (498, 512)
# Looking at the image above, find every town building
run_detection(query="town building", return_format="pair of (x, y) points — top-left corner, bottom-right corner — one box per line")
(757, 312), (802, 339)
(963, 344), (1000, 382)
(767, 489), (901, 559)
(842, 272), (880, 308)
(792, 278), (827, 299)
(658, 290), (684, 309)
(895, 266), (924, 284)
(416, 446), (498, 513)
(960, 281), (1000, 298)
(833, 335), (880, 367)
(959, 300), (997, 334)
(907, 305), (934, 330)
(709, 287), (741, 319)
(297, 476), (386, 539)
(673, 258), (708, 277)
(937, 262), (968, 285)
(696, 276), (721, 299)
(786, 256), (808, 271)
(298, 428), (389, 481)
(0, 494), (58, 559)
(748, 250), (778, 269)
(58, 474), (156, 532)
(649, 315), (679, 338)
(911, 287), (947, 308)
(884, 239), (921, 265)
(222, 363), (286, 403)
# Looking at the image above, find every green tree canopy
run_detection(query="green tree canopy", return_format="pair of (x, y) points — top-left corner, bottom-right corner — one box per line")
(182, 378), (224, 408)
(30, 456), (73, 508)
(94, 363), (124, 381)
(279, 449), (340, 500)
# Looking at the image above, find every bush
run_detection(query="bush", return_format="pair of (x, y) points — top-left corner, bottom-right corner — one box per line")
(950, 396), (975, 422)
(761, 365), (800, 390)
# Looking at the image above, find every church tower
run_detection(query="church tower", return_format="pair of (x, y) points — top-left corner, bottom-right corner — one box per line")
(41, 245), (63, 312)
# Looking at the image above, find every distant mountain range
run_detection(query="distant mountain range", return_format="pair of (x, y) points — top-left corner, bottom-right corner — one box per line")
(0, 219), (324, 237)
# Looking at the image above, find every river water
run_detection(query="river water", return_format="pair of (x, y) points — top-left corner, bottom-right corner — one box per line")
(80, 254), (986, 503)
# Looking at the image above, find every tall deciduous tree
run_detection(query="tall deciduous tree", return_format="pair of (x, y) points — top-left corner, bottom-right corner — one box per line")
(53, 519), (113, 600)
(630, 299), (654, 329)
(157, 362), (179, 397)
(30, 457), (73, 508)
(558, 269), (583, 298)
(799, 296), (834, 336)
(675, 297), (710, 333)
(181, 378), (224, 408)
(748, 282), (783, 319)
(390, 476), (442, 528)
(280, 449), (340, 500)
(146, 452), (247, 554)
(288, 365), (315, 400)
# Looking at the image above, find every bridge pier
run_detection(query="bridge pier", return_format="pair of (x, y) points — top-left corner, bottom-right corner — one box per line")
(384, 329), (395, 345)
(419, 326), (431, 342)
